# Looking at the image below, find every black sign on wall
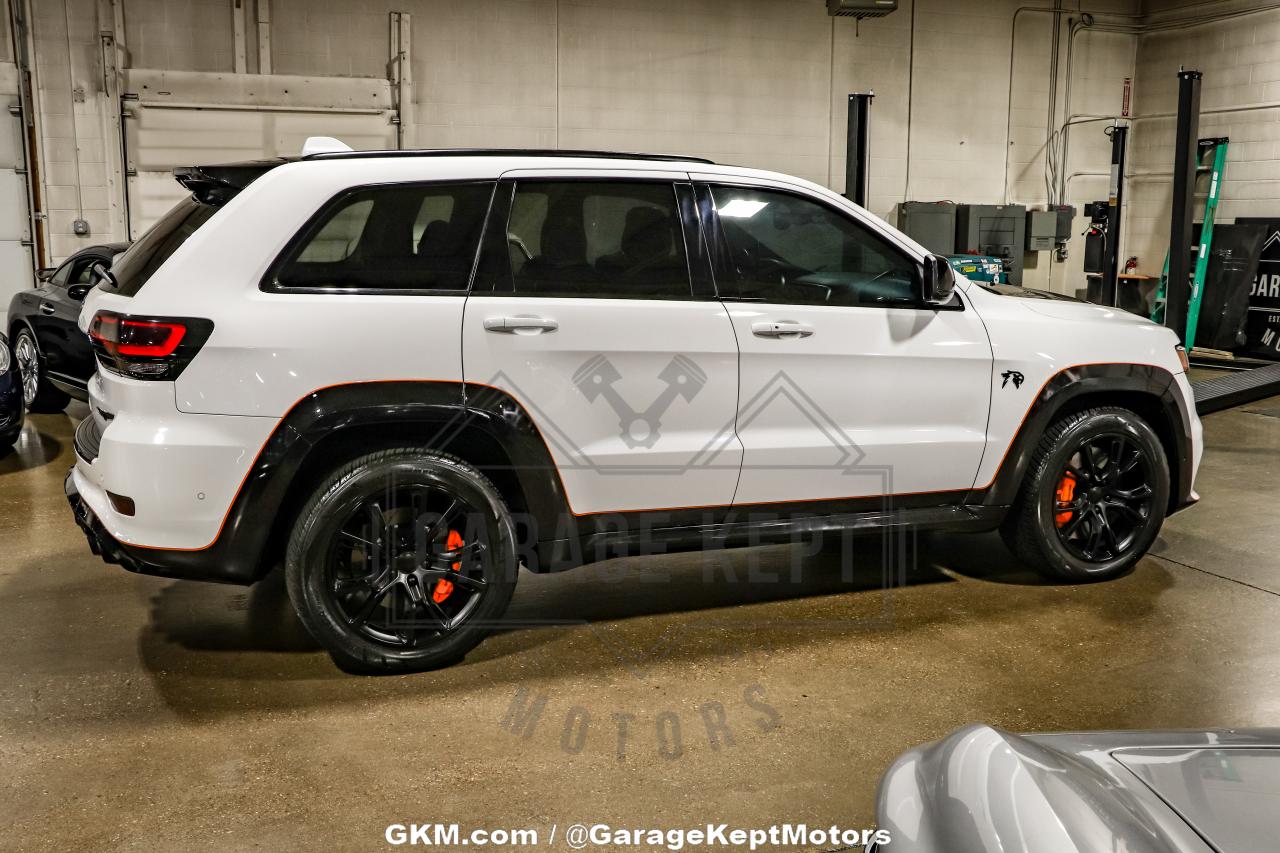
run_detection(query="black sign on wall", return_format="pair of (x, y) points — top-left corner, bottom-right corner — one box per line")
(1236, 218), (1280, 360)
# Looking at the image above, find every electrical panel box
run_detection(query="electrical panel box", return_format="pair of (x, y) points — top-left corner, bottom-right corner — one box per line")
(1051, 204), (1076, 242)
(896, 201), (956, 255)
(1026, 210), (1057, 251)
(955, 204), (1027, 285)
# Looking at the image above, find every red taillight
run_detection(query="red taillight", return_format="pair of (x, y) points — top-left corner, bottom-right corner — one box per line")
(90, 313), (187, 357)
(88, 311), (213, 381)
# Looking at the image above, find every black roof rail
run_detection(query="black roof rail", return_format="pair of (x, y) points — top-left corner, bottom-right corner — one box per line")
(302, 148), (716, 165)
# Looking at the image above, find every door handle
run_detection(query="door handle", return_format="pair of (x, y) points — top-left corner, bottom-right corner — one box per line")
(39, 302), (56, 315)
(752, 321), (814, 339)
(483, 315), (558, 334)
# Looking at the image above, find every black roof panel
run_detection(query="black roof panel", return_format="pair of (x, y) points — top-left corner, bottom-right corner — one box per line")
(174, 149), (716, 204)
(302, 148), (715, 164)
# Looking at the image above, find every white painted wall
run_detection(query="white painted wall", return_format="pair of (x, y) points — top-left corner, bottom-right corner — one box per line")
(1126, 3), (1280, 276)
(20, 0), (1147, 295)
(24, 0), (119, 263)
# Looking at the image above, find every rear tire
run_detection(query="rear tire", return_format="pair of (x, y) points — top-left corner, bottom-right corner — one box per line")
(285, 447), (519, 674)
(13, 328), (70, 413)
(1001, 406), (1169, 582)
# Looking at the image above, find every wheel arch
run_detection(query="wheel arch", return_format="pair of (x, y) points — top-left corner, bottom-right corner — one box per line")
(8, 315), (36, 345)
(262, 418), (538, 576)
(1048, 390), (1184, 511)
(974, 364), (1193, 513)
(232, 381), (570, 582)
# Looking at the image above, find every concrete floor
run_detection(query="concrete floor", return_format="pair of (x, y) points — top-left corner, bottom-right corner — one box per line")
(1, 391), (1278, 852)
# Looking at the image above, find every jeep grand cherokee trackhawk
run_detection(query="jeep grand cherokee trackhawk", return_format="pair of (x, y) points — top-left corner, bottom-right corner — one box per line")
(67, 145), (1203, 673)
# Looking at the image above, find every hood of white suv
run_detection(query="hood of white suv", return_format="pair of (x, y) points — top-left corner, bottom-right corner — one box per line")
(1019, 297), (1159, 328)
(977, 282), (1160, 329)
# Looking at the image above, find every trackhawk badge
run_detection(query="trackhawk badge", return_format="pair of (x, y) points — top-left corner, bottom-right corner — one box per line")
(1001, 370), (1025, 389)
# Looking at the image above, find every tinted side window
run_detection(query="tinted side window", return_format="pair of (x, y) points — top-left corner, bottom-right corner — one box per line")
(69, 258), (99, 285)
(50, 260), (74, 286)
(505, 181), (692, 299)
(272, 182), (494, 292)
(711, 186), (919, 308)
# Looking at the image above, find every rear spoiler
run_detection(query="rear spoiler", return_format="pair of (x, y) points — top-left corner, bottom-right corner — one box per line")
(172, 158), (295, 205)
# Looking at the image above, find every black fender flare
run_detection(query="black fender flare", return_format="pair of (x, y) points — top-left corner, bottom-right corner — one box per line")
(970, 363), (1194, 510)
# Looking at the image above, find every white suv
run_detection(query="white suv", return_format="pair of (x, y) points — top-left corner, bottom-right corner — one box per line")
(68, 147), (1203, 672)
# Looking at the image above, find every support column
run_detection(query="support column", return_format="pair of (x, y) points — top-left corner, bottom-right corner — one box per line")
(256, 0), (271, 75)
(1166, 69), (1201, 345)
(1100, 123), (1127, 307)
(232, 0), (248, 74)
(389, 12), (413, 150)
(96, 0), (127, 241)
(844, 91), (873, 207)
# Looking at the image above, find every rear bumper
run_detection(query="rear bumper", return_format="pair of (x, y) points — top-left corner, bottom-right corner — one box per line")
(67, 384), (275, 586)
(66, 466), (257, 585)
(66, 468), (132, 567)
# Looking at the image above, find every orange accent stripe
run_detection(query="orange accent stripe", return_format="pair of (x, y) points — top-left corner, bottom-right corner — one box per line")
(125, 361), (1167, 552)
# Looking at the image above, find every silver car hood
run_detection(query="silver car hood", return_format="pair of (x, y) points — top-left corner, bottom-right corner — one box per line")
(876, 725), (1280, 852)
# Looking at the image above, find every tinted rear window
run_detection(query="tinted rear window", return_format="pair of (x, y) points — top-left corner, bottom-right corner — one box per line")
(267, 182), (495, 293)
(108, 198), (217, 297)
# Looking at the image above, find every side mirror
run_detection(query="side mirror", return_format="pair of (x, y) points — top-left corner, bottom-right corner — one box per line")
(89, 260), (117, 290)
(36, 267), (56, 282)
(920, 254), (958, 305)
(67, 283), (93, 301)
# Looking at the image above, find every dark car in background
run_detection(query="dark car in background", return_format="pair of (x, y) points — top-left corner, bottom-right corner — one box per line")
(0, 331), (22, 450)
(7, 242), (127, 412)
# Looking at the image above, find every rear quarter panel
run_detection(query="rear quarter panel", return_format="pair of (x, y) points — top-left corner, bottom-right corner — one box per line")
(81, 157), (511, 418)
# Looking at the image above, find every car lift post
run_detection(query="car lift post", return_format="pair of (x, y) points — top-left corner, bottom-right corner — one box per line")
(1153, 66), (1280, 416)
(1099, 123), (1128, 307)
(845, 92), (874, 207)
(1165, 69), (1202, 347)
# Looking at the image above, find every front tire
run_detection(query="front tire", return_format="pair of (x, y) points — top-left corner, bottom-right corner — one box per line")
(13, 328), (70, 413)
(1001, 407), (1170, 582)
(285, 447), (519, 674)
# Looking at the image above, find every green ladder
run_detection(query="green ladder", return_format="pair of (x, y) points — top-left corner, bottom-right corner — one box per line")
(1151, 137), (1229, 349)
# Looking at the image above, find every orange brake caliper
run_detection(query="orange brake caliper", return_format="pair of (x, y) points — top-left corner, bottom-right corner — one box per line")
(432, 529), (465, 603)
(1054, 471), (1077, 528)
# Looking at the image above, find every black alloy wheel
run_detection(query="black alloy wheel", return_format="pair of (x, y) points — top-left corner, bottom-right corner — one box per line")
(1052, 432), (1155, 563)
(286, 448), (518, 673)
(1002, 406), (1170, 581)
(325, 481), (490, 647)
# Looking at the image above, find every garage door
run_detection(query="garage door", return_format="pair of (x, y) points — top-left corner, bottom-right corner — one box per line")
(122, 73), (396, 238)
(0, 62), (33, 326)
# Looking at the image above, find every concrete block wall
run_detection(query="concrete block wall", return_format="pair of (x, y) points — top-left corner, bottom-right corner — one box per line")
(23, 0), (1142, 296)
(268, 0), (1140, 292)
(125, 0), (236, 72)
(25, 0), (121, 263)
(1126, 6), (1280, 276)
